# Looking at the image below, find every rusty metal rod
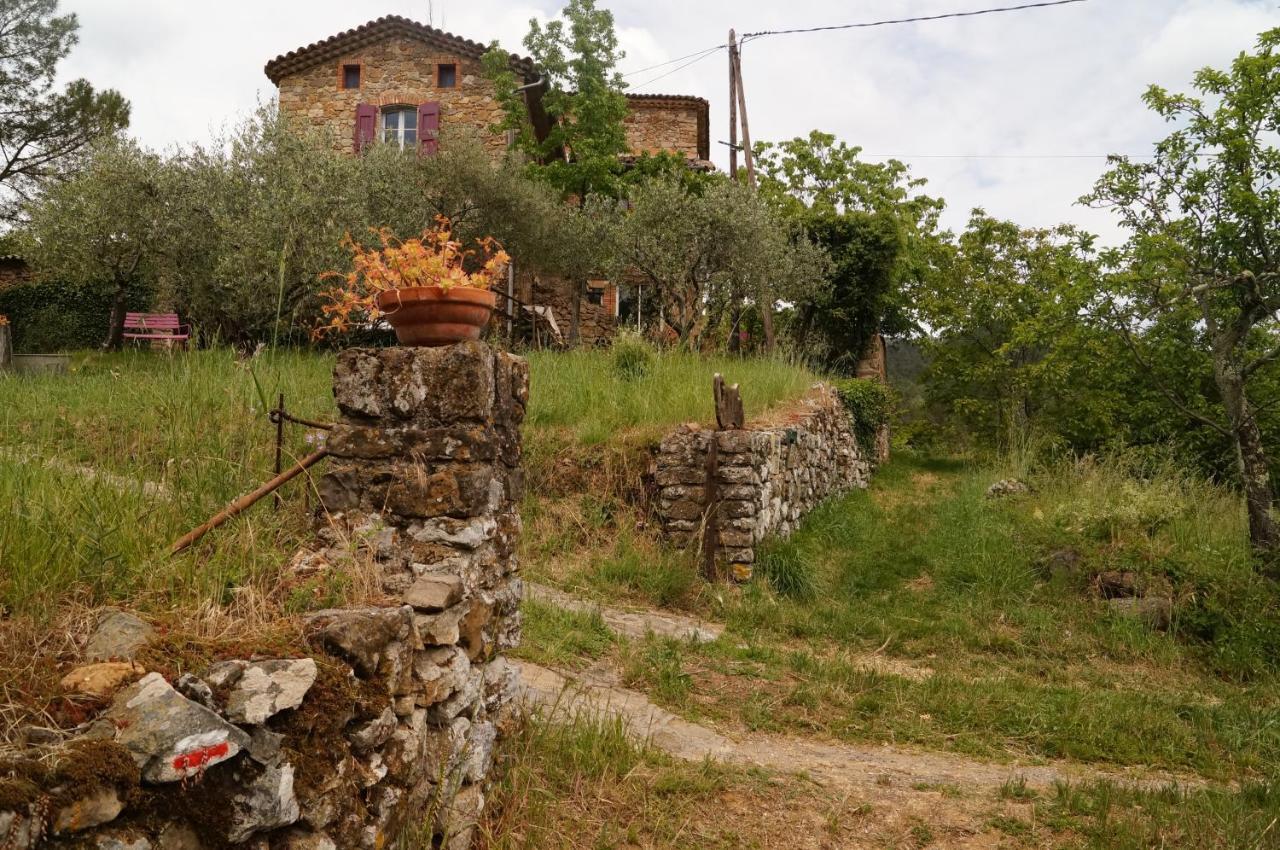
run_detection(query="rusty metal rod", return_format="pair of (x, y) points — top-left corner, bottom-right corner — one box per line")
(268, 409), (334, 431)
(169, 449), (329, 555)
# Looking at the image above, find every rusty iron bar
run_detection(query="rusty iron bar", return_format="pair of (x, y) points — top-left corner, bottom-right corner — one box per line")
(169, 449), (329, 556)
(273, 393), (285, 512)
(268, 407), (334, 431)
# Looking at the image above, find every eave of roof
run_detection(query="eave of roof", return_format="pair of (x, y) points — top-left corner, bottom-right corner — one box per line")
(264, 15), (537, 84)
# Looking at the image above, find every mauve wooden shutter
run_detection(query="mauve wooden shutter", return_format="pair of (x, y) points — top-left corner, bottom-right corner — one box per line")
(354, 103), (377, 153)
(418, 101), (440, 156)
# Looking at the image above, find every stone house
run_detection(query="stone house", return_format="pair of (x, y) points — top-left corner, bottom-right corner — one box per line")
(0, 255), (30, 291)
(265, 15), (711, 345)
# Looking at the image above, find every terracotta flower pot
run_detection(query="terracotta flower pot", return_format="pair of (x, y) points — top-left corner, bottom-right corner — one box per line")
(375, 286), (497, 347)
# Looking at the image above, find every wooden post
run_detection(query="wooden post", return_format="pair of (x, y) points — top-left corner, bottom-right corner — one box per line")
(728, 29), (739, 181)
(731, 47), (777, 354)
(273, 393), (285, 512)
(0, 322), (11, 371)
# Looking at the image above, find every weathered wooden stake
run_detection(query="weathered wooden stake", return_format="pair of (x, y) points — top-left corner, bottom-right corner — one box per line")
(714, 373), (745, 430)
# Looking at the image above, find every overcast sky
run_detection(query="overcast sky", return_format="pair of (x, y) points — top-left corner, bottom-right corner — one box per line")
(56, 0), (1278, 239)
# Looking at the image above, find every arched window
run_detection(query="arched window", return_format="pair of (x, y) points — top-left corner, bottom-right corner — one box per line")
(381, 107), (417, 149)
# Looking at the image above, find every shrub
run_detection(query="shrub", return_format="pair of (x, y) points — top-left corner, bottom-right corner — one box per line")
(609, 331), (656, 381)
(832, 377), (894, 447)
(756, 539), (818, 601)
(0, 278), (150, 352)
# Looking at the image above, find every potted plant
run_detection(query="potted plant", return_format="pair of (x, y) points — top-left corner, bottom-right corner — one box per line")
(318, 218), (508, 347)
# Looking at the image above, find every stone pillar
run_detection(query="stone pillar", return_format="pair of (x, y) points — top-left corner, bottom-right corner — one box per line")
(315, 341), (526, 850)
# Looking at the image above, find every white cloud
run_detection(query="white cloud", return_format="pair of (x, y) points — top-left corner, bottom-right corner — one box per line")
(52, 0), (1279, 239)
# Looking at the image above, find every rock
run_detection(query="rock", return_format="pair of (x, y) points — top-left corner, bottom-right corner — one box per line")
(1042, 549), (1085, 581)
(1108, 596), (1173, 630)
(248, 727), (284, 766)
(175, 673), (218, 710)
(308, 607), (414, 678)
(416, 604), (465, 646)
(276, 829), (337, 850)
(52, 786), (125, 833)
(429, 667), (482, 723)
(349, 706), (397, 752)
(986, 479), (1031, 499)
(1096, 570), (1138, 598)
(85, 610), (153, 661)
(415, 647), (469, 707)
(61, 662), (145, 699)
(460, 721), (496, 783)
(435, 783), (484, 836)
(202, 660), (247, 689)
(227, 762), (301, 843)
(403, 574), (463, 612)
(223, 659), (318, 724)
(105, 672), (250, 783)
(156, 821), (204, 850)
(95, 836), (152, 850)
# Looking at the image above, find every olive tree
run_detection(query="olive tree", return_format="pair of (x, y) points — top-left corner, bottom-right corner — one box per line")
(1084, 28), (1280, 563)
(614, 176), (829, 346)
(22, 138), (181, 348)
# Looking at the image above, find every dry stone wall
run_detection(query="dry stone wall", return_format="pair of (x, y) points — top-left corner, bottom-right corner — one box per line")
(654, 385), (877, 581)
(0, 342), (525, 850)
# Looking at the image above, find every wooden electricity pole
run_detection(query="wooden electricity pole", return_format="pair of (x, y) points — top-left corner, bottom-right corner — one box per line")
(728, 29), (738, 180)
(729, 39), (776, 353)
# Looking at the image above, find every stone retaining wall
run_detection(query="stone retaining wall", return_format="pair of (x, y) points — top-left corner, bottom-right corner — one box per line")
(0, 342), (525, 850)
(654, 385), (879, 581)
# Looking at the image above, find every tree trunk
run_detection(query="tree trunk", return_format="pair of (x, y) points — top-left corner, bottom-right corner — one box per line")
(568, 277), (582, 347)
(1216, 361), (1280, 561)
(103, 282), (128, 351)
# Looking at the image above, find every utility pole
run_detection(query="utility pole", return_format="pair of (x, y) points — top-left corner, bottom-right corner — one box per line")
(728, 29), (738, 180)
(730, 39), (775, 352)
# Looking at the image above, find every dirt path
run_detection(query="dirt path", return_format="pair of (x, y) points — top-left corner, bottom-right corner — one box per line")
(525, 581), (723, 643)
(515, 660), (1201, 797)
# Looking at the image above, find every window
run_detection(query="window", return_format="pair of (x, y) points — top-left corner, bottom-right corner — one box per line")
(382, 107), (417, 149)
(437, 63), (457, 88)
(342, 64), (361, 89)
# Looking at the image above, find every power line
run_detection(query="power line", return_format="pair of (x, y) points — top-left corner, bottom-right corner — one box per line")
(628, 46), (725, 91)
(622, 44), (727, 78)
(740, 0), (1088, 42)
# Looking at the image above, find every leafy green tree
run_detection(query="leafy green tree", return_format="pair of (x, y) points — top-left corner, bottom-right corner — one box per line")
(1083, 28), (1280, 561)
(0, 0), (129, 220)
(21, 138), (179, 348)
(483, 0), (629, 200)
(918, 211), (1109, 447)
(755, 131), (948, 366)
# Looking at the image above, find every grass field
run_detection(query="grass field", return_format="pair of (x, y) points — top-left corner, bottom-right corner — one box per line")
(523, 451), (1280, 780)
(0, 346), (815, 617)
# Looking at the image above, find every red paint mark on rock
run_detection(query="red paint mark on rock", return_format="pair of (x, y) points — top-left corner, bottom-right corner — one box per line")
(172, 741), (229, 772)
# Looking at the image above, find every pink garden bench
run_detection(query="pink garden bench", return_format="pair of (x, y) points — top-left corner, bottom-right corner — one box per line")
(123, 312), (190, 347)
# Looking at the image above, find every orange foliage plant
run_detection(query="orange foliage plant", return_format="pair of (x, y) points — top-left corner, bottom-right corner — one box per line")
(316, 217), (510, 337)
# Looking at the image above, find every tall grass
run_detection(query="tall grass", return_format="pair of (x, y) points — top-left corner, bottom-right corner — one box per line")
(525, 348), (818, 446)
(0, 350), (334, 616)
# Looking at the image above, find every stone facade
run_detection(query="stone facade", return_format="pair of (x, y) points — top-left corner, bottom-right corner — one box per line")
(654, 385), (878, 581)
(0, 255), (30, 290)
(623, 95), (709, 161)
(268, 17), (710, 162)
(1, 342), (525, 850)
(516, 270), (617, 346)
(275, 34), (511, 155)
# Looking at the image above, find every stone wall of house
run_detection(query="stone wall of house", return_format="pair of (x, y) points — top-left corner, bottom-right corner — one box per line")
(623, 99), (704, 160)
(277, 36), (509, 154)
(0, 342), (525, 850)
(518, 270), (617, 346)
(0, 257), (31, 290)
(653, 385), (878, 581)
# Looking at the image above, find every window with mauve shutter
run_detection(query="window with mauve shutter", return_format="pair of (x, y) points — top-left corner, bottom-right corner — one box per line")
(418, 102), (440, 156)
(354, 103), (377, 153)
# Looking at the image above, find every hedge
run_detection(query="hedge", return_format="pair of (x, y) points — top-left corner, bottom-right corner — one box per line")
(0, 279), (150, 353)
